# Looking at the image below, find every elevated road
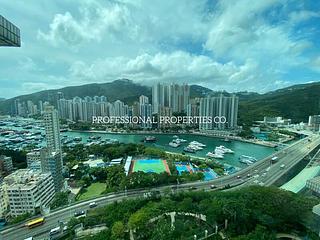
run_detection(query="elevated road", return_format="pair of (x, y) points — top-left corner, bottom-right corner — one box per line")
(1, 135), (320, 240)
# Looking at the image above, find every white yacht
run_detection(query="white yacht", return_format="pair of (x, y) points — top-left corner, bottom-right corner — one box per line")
(190, 141), (206, 147)
(206, 151), (224, 159)
(215, 145), (234, 154)
(188, 144), (203, 150)
(169, 141), (181, 148)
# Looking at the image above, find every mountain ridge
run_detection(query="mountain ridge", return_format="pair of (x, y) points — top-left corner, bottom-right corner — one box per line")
(0, 79), (319, 124)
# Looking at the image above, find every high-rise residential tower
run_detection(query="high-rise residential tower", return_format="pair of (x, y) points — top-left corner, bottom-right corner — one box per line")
(43, 105), (63, 191)
(199, 94), (239, 130)
(43, 105), (61, 153)
(152, 83), (190, 114)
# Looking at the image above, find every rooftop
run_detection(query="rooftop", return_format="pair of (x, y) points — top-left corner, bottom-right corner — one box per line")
(3, 169), (51, 190)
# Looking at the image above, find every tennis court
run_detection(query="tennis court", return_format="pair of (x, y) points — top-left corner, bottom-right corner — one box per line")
(132, 159), (171, 174)
(203, 168), (218, 181)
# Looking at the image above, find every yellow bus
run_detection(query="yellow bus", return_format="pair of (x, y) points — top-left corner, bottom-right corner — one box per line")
(25, 217), (45, 228)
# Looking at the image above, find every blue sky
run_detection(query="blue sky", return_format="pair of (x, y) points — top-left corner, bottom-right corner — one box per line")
(1, 0), (320, 98)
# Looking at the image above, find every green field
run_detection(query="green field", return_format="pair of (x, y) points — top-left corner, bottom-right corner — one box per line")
(77, 182), (106, 201)
(132, 159), (170, 174)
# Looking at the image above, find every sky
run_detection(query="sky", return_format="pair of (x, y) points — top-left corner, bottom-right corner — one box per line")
(1, 0), (320, 98)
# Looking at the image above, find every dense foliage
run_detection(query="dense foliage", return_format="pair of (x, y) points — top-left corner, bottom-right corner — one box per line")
(63, 186), (318, 240)
(50, 192), (69, 209)
(238, 82), (320, 125)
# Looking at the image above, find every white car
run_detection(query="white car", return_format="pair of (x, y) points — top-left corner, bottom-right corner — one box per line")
(89, 202), (97, 208)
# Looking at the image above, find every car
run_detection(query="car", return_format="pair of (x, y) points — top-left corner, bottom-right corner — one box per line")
(247, 174), (251, 178)
(262, 173), (267, 177)
(49, 227), (61, 236)
(74, 210), (86, 218)
(189, 186), (197, 190)
(210, 184), (216, 189)
(62, 226), (68, 232)
(89, 202), (97, 208)
(237, 175), (241, 179)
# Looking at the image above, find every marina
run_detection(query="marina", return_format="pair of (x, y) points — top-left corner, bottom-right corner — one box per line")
(0, 118), (276, 169)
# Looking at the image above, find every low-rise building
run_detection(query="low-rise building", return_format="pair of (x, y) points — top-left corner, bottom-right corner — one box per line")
(2, 169), (55, 217)
(308, 115), (320, 132)
(83, 158), (106, 168)
(257, 116), (291, 127)
(306, 176), (320, 196)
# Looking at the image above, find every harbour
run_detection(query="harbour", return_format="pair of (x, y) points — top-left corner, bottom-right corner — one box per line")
(0, 118), (276, 170)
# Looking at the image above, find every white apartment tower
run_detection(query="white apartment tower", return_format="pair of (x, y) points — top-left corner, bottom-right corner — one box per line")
(199, 94), (239, 130)
(43, 105), (63, 192)
(152, 83), (190, 114)
(43, 105), (61, 153)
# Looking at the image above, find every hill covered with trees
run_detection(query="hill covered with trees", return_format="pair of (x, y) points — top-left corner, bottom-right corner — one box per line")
(64, 186), (319, 240)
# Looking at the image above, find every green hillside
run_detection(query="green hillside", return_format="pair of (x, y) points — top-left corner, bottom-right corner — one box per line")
(1, 80), (320, 125)
(238, 82), (320, 125)
(0, 79), (212, 114)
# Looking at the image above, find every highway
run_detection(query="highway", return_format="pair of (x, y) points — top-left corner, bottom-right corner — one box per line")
(1, 135), (320, 240)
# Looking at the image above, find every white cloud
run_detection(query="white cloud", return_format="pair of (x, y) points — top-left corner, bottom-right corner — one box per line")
(37, 2), (134, 47)
(1, 0), (320, 98)
(289, 10), (320, 24)
(68, 51), (271, 91)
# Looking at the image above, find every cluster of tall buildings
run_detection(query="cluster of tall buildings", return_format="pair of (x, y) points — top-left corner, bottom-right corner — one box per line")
(12, 99), (45, 117)
(55, 84), (238, 130)
(198, 94), (239, 130)
(0, 105), (64, 219)
(12, 83), (239, 131)
(152, 83), (190, 114)
(12, 92), (64, 117)
(58, 95), (112, 122)
(57, 95), (153, 129)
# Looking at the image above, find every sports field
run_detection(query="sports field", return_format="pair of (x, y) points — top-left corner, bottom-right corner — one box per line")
(131, 159), (170, 174)
(175, 162), (194, 175)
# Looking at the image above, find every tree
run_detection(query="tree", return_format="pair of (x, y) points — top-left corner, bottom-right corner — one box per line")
(111, 221), (125, 240)
(50, 192), (69, 209)
(128, 208), (150, 230)
(9, 212), (32, 224)
(143, 147), (167, 158)
(234, 225), (276, 240)
(67, 217), (81, 230)
(106, 165), (126, 190)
